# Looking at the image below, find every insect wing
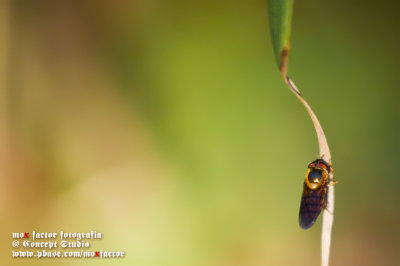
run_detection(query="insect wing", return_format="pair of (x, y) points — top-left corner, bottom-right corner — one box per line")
(299, 183), (326, 229)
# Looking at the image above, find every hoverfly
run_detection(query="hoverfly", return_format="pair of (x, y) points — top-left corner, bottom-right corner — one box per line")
(299, 159), (332, 229)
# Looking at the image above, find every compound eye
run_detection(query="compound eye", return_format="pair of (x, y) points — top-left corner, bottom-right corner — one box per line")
(308, 169), (323, 184)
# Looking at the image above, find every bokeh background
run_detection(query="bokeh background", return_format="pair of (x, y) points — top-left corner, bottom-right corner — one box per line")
(1, 0), (399, 265)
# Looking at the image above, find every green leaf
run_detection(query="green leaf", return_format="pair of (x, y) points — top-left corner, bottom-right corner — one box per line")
(267, 0), (294, 73)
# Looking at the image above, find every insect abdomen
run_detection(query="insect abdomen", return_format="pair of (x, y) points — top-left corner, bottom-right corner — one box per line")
(299, 187), (325, 229)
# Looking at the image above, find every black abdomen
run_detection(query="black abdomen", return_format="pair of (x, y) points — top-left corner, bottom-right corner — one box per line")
(299, 186), (325, 229)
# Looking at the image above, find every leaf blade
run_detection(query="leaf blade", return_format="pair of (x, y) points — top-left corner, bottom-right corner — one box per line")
(267, 0), (294, 72)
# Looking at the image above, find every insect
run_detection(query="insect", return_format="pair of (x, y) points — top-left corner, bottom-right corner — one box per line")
(299, 158), (332, 229)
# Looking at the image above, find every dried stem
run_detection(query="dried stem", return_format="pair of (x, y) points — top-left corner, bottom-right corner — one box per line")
(321, 173), (334, 266)
(280, 50), (334, 266)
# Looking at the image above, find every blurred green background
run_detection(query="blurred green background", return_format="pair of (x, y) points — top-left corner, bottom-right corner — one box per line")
(1, 0), (399, 265)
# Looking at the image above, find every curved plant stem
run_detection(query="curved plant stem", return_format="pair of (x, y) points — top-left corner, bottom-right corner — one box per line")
(268, 1), (335, 264)
(281, 55), (334, 266)
(280, 72), (331, 163)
